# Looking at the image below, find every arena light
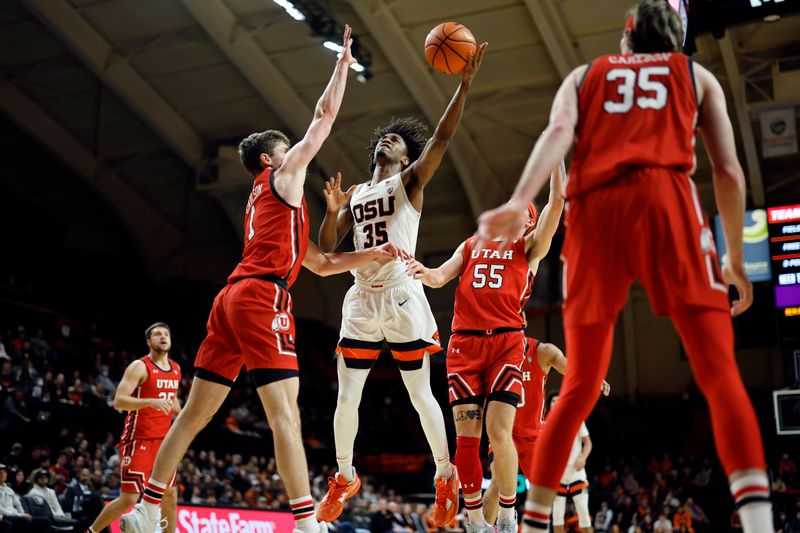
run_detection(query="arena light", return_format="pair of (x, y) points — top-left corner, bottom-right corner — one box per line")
(274, 0), (374, 82)
(272, 0), (305, 21)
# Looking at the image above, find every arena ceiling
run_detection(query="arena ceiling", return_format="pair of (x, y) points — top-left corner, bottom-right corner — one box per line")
(1, 0), (799, 284)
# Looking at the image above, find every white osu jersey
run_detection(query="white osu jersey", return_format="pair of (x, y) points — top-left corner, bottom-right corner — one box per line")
(350, 173), (420, 284)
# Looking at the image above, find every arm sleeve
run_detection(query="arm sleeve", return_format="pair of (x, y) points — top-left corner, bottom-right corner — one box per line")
(578, 422), (589, 438)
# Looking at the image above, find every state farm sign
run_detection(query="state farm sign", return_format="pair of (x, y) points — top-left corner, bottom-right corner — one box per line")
(109, 505), (295, 533)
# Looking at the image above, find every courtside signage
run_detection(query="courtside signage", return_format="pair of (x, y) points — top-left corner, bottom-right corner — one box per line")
(767, 203), (800, 312)
(109, 505), (295, 533)
(714, 209), (771, 282)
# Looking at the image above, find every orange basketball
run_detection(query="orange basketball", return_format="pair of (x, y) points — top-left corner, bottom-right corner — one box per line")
(424, 22), (477, 75)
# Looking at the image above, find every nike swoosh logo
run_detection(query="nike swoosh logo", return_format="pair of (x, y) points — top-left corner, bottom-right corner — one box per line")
(398, 299), (409, 306)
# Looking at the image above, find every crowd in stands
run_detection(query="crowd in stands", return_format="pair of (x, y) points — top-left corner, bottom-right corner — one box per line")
(2, 322), (800, 533)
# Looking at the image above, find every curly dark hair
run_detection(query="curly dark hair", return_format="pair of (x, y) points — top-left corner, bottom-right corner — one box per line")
(628, 0), (683, 53)
(367, 117), (429, 174)
(238, 130), (291, 176)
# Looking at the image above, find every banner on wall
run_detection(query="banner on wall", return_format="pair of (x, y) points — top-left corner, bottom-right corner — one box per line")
(760, 108), (798, 158)
(109, 505), (295, 533)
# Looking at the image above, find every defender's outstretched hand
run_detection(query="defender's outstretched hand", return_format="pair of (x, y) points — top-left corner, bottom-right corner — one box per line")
(475, 199), (528, 251)
(339, 24), (356, 68)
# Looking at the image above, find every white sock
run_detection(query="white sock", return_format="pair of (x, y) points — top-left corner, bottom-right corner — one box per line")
(435, 456), (453, 479)
(333, 356), (370, 484)
(730, 473), (773, 533)
(522, 501), (550, 532)
(400, 356), (451, 478)
(294, 516), (318, 533)
(337, 465), (356, 484)
(290, 496), (317, 533)
(141, 500), (160, 521)
(464, 494), (486, 526)
(498, 493), (516, 520)
(739, 502), (773, 533)
(141, 477), (167, 520)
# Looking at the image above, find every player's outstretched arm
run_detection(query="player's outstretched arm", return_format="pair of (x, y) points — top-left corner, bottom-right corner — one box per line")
(476, 66), (583, 247)
(403, 43), (488, 202)
(303, 239), (406, 277)
(525, 161), (566, 267)
(113, 361), (172, 413)
(273, 25), (356, 207)
(405, 241), (465, 288)
(538, 342), (610, 396)
(694, 62), (752, 316)
(319, 172), (355, 252)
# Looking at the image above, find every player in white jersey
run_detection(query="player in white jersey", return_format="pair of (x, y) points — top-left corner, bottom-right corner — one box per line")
(316, 43), (488, 525)
(549, 395), (593, 533)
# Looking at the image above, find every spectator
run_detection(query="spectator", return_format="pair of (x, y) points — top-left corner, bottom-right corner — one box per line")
(27, 331), (50, 358)
(653, 512), (673, 533)
(27, 471), (70, 521)
(0, 362), (14, 391)
(1, 390), (30, 432)
(9, 469), (30, 497)
(683, 498), (708, 532)
(778, 454), (797, 478)
(672, 506), (693, 533)
(1, 445), (24, 473)
(0, 464), (34, 533)
(595, 501), (614, 532)
(63, 467), (102, 531)
(387, 501), (411, 532)
(49, 453), (71, 493)
(370, 499), (393, 533)
(0, 334), (10, 360)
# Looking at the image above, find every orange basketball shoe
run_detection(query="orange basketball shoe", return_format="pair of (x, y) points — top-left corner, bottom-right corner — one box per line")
(316, 471), (361, 522)
(432, 464), (459, 526)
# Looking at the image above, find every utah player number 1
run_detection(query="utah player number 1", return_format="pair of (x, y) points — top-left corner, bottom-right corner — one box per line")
(248, 206), (256, 241)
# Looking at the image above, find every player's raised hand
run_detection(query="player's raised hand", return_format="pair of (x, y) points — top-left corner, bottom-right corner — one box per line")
(149, 397), (173, 415)
(461, 42), (488, 83)
(338, 24), (356, 68)
(323, 172), (355, 213)
(600, 380), (611, 397)
(475, 199), (528, 251)
(722, 263), (753, 316)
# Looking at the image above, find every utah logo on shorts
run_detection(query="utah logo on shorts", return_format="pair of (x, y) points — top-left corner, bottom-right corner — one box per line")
(122, 456), (132, 467)
(272, 313), (291, 332)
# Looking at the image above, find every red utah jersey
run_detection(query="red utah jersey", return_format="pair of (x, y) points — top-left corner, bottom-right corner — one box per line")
(228, 168), (310, 288)
(514, 338), (548, 439)
(567, 52), (698, 198)
(119, 356), (181, 442)
(451, 237), (534, 332)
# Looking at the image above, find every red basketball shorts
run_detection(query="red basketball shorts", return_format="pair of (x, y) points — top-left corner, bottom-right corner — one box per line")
(561, 168), (729, 326)
(447, 330), (525, 406)
(119, 439), (175, 494)
(194, 278), (298, 387)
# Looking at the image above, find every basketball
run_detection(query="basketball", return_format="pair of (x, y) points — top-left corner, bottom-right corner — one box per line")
(424, 22), (477, 75)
